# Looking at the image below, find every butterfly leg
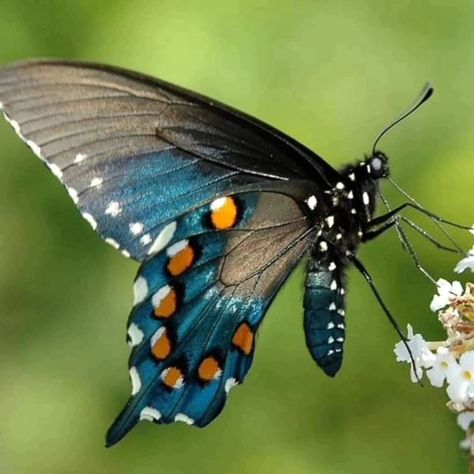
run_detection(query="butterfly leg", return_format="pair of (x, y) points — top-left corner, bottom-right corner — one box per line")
(365, 212), (438, 284)
(400, 217), (461, 254)
(368, 202), (471, 230)
(349, 255), (422, 384)
(362, 220), (397, 242)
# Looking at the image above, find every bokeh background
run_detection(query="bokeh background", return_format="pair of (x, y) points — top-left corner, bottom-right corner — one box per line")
(0, 1), (473, 473)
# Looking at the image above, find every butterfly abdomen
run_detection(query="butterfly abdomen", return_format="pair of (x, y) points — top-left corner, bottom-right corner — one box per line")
(303, 252), (346, 377)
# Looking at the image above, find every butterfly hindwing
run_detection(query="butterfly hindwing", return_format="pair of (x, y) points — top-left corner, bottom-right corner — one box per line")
(0, 60), (339, 261)
(106, 187), (314, 445)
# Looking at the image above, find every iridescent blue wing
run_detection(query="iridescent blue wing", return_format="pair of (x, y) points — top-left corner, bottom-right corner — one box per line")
(0, 60), (339, 260)
(106, 183), (315, 446)
(304, 244), (347, 377)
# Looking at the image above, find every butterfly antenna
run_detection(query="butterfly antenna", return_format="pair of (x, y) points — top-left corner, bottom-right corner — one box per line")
(372, 83), (434, 154)
(350, 256), (423, 385)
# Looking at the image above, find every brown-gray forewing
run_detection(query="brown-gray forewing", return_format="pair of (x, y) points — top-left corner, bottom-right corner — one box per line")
(0, 60), (340, 261)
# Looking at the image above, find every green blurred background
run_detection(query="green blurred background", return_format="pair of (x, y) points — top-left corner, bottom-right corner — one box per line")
(0, 1), (473, 473)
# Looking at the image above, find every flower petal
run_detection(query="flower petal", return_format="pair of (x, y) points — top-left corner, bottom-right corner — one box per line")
(455, 255), (474, 273)
(447, 377), (469, 404)
(458, 412), (474, 430)
(460, 351), (474, 369)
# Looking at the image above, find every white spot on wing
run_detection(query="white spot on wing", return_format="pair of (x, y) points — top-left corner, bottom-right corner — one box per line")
(150, 327), (166, 348)
(167, 239), (188, 257)
(210, 197), (227, 210)
(319, 241), (328, 252)
(140, 233), (152, 246)
(152, 285), (171, 309)
(329, 302), (336, 310)
(327, 322), (335, 329)
(328, 336), (335, 344)
(330, 280), (338, 291)
(27, 140), (42, 159)
(336, 182), (345, 190)
(129, 367), (141, 395)
(175, 413), (195, 425)
(225, 377), (239, 394)
(347, 190), (354, 199)
(48, 163), (63, 180)
(82, 212), (97, 230)
(90, 177), (103, 188)
(121, 250), (131, 258)
(362, 192), (370, 206)
(148, 222), (177, 256)
(105, 201), (122, 217)
(105, 237), (120, 249)
(129, 222), (144, 236)
(133, 276), (148, 305)
(74, 153), (87, 163)
(4, 114), (22, 137)
(67, 187), (79, 204)
(127, 323), (144, 347)
(140, 407), (161, 422)
(328, 261), (336, 271)
(349, 173), (356, 181)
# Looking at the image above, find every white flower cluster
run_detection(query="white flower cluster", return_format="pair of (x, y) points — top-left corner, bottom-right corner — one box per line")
(394, 282), (474, 404)
(394, 232), (474, 458)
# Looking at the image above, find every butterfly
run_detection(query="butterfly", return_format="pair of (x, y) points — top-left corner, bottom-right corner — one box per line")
(0, 60), (458, 447)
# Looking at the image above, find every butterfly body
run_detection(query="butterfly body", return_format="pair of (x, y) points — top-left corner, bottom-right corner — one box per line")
(0, 60), (389, 446)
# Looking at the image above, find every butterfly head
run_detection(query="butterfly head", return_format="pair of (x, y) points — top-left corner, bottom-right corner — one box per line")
(367, 151), (389, 180)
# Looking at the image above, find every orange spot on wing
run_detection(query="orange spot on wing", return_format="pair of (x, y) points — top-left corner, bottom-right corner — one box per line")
(232, 323), (254, 355)
(211, 197), (238, 230)
(162, 367), (184, 389)
(154, 289), (177, 318)
(167, 246), (195, 276)
(198, 357), (222, 382)
(151, 330), (172, 360)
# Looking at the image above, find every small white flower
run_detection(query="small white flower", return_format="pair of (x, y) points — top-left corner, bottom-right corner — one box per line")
(394, 325), (435, 382)
(447, 351), (474, 404)
(426, 347), (459, 387)
(455, 247), (474, 273)
(430, 279), (463, 312)
(457, 411), (474, 430)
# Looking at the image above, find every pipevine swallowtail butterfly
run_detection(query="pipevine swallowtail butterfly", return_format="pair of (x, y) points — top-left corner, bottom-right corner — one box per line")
(0, 60), (467, 446)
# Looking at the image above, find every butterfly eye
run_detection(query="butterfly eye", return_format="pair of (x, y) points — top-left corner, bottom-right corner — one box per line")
(370, 153), (389, 178)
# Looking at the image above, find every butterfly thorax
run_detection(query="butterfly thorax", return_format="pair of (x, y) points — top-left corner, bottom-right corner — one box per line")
(307, 151), (389, 262)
